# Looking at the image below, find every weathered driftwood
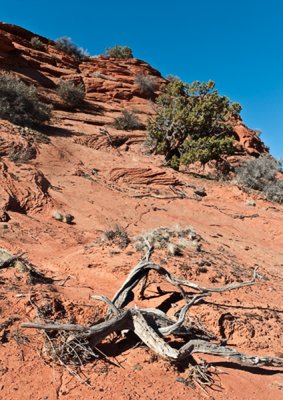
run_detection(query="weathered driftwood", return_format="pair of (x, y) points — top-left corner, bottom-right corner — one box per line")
(22, 306), (283, 368)
(21, 249), (283, 372)
(110, 259), (258, 309)
(21, 322), (90, 332)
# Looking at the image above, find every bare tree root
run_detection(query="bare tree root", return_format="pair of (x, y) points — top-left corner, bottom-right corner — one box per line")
(21, 248), (283, 389)
(110, 247), (258, 309)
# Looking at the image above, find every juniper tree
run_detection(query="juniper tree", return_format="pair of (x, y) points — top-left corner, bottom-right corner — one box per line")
(147, 79), (241, 169)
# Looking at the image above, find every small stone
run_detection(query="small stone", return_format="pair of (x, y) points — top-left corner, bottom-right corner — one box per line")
(194, 187), (207, 197)
(52, 211), (63, 221)
(52, 211), (74, 224)
(0, 212), (10, 222)
(63, 213), (74, 224)
(246, 200), (256, 207)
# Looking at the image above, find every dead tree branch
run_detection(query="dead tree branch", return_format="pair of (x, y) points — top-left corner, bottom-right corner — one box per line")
(21, 249), (283, 384)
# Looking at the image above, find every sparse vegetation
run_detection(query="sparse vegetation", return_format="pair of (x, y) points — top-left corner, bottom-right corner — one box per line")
(135, 74), (158, 98)
(57, 81), (85, 107)
(236, 156), (280, 191)
(0, 73), (52, 126)
(30, 36), (44, 51)
(237, 156), (283, 203)
(112, 109), (143, 131)
(264, 180), (283, 203)
(105, 45), (133, 59)
(103, 224), (130, 249)
(254, 129), (262, 137)
(55, 37), (88, 61)
(134, 225), (201, 254)
(147, 79), (241, 169)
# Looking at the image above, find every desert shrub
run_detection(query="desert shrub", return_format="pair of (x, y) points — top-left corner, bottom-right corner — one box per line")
(55, 37), (88, 61)
(104, 225), (130, 248)
(135, 74), (158, 98)
(264, 181), (283, 204)
(166, 74), (181, 82)
(147, 79), (241, 169)
(57, 81), (85, 106)
(236, 156), (280, 191)
(105, 45), (133, 59)
(254, 129), (262, 137)
(134, 225), (201, 254)
(237, 156), (283, 204)
(0, 73), (52, 126)
(113, 109), (143, 131)
(30, 36), (44, 51)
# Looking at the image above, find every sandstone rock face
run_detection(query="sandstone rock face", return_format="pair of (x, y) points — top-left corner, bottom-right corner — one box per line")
(0, 33), (14, 53)
(0, 160), (51, 218)
(109, 167), (180, 186)
(234, 123), (268, 155)
(0, 21), (270, 217)
(0, 22), (270, 216)
(0, 21), (266, 159)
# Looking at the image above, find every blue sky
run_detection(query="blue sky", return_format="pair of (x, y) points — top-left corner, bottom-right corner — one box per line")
(2, 0), (283, 158)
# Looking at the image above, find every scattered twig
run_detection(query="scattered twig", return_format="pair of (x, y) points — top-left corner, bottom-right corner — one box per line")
(99, 127), (122, 156)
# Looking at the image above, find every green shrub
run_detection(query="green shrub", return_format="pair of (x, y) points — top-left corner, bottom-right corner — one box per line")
(30, 36), (44, 51)
(105, 45), (133, 59)
(55, 37), (88, 61)
(113, 110), (143, 130)
(181, 136), (235, 165)
(147, 79), (241, 169)
(57, 81), (85, 107)
(135, 74), (158, 98)
(0, 73), (52, 126)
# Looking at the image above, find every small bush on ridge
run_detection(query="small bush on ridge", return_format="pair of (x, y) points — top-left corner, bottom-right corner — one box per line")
(30, 36), (44, 51)
(57, 81), (85, 107)
(0, 73), (52, 126)
(135, 74), (158, 98)
(105, 45), (133, 59)
(113, 109), (143, 131)
(55, 37), (88, 61)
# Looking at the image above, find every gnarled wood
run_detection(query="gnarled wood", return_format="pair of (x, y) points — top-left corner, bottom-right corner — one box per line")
(21, 251), (283, 380)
